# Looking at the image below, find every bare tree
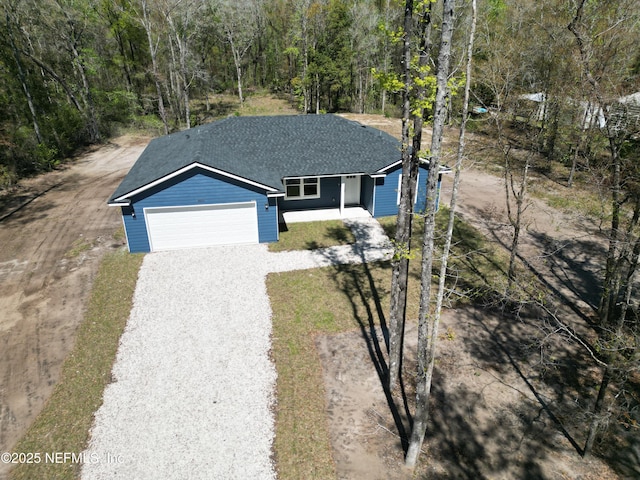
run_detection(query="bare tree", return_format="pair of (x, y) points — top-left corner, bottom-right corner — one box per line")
(4, 4), (42, 144)
(164, 0), (205, 129)
(387, 0), (418, 392)
(135, 0), (169, 134)
(211, 0), (265, 105)
(501, 130), (535, 293)
(405, 0), (456, 467)
(568, 0), (640, 457)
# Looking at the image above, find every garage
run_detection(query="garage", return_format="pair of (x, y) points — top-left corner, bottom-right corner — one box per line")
(144, 202), (259, 251)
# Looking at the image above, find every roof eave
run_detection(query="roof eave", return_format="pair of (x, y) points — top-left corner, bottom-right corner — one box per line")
(376, 157), (429, 174)
(111, 162), (280, 203)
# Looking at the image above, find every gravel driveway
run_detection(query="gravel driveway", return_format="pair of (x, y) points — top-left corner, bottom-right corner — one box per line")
(81, 218), (390, 480)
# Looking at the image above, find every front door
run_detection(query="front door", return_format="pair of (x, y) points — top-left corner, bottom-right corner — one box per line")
(343, 175), (361, 206)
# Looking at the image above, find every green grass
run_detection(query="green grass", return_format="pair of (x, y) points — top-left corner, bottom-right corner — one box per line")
(65, 237), (93, 258)
(268, 220), (356, 252)
(237, 92), (299, 116)
(377, 210), (511, 304)
(190, 91), (299, 125)
(531, 183), (608, 222)
(268, 262), (392, 480)
(268, 212), (511, 479)
(9, 249), (144, 480)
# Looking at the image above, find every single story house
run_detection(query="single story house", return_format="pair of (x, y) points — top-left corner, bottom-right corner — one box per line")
(109, 114), (437, 253)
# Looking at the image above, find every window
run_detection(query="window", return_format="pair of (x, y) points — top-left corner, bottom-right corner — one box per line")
(285, 177), (320, 200)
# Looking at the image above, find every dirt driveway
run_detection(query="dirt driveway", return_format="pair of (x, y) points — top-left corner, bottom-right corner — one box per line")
(0, 136), (148, 471)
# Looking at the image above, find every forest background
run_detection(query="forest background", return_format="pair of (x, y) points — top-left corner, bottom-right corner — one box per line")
(2, 0), (640, 476)
(1, 0), (638, 188)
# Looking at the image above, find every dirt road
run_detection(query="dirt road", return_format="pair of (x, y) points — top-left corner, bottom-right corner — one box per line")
(322, 114), (626, 478)
(0, 136), (148, 472)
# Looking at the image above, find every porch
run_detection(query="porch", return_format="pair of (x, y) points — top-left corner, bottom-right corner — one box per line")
(282, 206), (372, 224)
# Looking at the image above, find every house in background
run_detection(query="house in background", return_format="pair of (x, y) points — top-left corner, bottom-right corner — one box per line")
(108, 114), (438, 253)
(516, 91), (640, 131)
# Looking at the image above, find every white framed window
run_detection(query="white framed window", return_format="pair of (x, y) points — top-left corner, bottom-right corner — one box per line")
(285, 177), (320, 200)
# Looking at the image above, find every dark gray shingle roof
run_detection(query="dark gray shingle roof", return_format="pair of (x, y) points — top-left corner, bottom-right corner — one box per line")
(109, 114), (402, 202)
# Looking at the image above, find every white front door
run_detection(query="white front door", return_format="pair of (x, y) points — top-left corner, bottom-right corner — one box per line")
(342, 175), (361, 206)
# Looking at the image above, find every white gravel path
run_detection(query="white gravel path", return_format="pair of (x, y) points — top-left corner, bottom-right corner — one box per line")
(81, 217), (391, 480)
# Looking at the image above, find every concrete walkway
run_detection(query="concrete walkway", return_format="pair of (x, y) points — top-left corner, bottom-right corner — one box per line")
(81, 217), (391, 480)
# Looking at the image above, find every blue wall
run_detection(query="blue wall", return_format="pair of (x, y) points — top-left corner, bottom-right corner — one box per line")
(372, 165), (431, 217)
(122, 168), (278, 253)
(278, 176), (341, 212)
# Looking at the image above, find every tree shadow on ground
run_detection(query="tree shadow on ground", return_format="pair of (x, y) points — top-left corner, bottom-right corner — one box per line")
(316, 216), (639, 477)
(334, 261), (413, 452)
(460, 305), (640, 479)
(453, 202), (640, 477)
(305, 224), (356, 250)
(0, 183), (60, 223)
(391, 306), (585, 479)
(464, 202), (603, 328)
(525, 230), (604, 311)
(600, 373), (640, 478)
(416, 375), (552, 479)
(190, 98), (237, 125)
(313, 227), (412, 453)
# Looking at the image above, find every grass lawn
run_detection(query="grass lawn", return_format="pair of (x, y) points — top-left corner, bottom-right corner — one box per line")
(268, 219), (356, 252)
(9, 249), (144, 480)
(269, 261), (393, 479)
(268, 211), (509, 479)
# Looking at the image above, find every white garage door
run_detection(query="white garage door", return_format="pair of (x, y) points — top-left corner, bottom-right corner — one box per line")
(145, 202), (259, 251)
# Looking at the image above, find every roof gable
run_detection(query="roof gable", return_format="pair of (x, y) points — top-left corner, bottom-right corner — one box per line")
(110, 114), (402, 203)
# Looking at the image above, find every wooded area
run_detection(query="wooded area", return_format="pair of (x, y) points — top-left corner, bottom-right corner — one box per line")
(2, 0), (637, 186)
(2, 0), (640, 472)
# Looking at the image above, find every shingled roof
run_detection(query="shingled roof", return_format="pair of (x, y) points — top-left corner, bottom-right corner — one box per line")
(109, 114), (402, 203)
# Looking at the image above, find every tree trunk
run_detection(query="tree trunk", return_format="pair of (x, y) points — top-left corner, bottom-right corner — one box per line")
(141, 0), (168, 135)
(568, 0), (621, 328)
(315, 73), (320, 114)
(358, 67), (364, 114)
(20, 51), (83, 112)
(235, 60), (244, 105)
(405, 0), (455, 468)
(387, 0), (415, 392)
(168, 15), (191, 129)
(390, 0), (434, 390)
(505, 155), (530, 292)
(617, 226), (640, 328)
(302, 10), (309, 113)
(599, 136), (622, 326)
(54, 0), (100, 143)
(70, 41), (101, 142)
(380, 0), (391, 115)
(6, 10), (43, 144)
(583, 366), (612, 457)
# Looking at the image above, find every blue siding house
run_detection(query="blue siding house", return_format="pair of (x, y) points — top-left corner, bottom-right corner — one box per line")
(109, 114), (439, 253)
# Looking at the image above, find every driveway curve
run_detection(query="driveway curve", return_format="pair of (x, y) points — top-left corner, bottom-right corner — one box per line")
(81, 217), (391, 479)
